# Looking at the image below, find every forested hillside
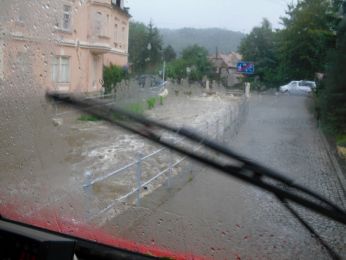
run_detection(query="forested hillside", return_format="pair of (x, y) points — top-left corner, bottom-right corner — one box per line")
(159, 27), (244, 54)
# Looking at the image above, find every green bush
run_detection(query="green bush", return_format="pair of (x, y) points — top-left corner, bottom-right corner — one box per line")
(337, 135), (346, 147)
(159, 96), (164, 105)
(319, 18), (346, 136)
(147, 97), (157, 109)
(127, 103), (144, 114)
(103, 64), (127, 94)
(78, 114), (101, 122)
(110, 103), (144, 122)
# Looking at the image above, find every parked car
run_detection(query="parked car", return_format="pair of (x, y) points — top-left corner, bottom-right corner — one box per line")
(300, 80), (317, 91)
(136, 74), (164, 88)
(279, 80), (315, 94)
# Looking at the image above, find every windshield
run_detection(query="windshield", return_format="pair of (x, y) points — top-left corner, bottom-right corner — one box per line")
(301, 81), (316, 87)
(1, 0), (346, 259)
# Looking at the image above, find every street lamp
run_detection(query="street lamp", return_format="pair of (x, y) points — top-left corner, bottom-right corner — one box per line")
(145, 42), (152, 64)
(162, 60), (166, 82)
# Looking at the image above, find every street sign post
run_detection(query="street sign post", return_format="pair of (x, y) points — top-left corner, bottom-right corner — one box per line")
(237, 62), (255, 75)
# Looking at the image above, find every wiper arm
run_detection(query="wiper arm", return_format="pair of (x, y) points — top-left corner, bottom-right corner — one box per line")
(46, 92), (346, 225)
(277, 196), (342, 260)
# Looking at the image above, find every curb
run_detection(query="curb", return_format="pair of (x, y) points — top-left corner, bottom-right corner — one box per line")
(319, 130), (346, 203)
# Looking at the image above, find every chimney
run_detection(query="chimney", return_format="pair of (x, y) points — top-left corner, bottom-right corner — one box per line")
(112, 0), (124, 9)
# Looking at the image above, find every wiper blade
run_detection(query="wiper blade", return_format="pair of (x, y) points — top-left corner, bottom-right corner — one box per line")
(277, 197), (342, 260)
(46, 92), (346, 225)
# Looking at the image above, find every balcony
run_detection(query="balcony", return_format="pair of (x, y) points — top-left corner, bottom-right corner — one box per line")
(90, 0), (110, 6)
(87, 42), (111, 54)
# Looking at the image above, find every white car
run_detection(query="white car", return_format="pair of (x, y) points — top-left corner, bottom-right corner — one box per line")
(279, 80), (315, 94)
(300, 80), (317, 90)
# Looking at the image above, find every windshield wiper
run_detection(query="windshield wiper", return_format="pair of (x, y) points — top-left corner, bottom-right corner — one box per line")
(47, 92), (346, 225)
(47, 92), (346, 259)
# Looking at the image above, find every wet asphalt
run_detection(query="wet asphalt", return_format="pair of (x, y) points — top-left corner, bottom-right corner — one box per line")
(107, 94), (346, 260)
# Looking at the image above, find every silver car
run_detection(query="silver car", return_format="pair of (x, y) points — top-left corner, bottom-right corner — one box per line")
(279, 80), (314, 94)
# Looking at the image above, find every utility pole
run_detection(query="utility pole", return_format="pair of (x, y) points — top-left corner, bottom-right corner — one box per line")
(162, 60), (166, 82)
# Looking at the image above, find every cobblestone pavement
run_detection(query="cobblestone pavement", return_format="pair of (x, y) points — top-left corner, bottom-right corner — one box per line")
(106, 94), (346, 260)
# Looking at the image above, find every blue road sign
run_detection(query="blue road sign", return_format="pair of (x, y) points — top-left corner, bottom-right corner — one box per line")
(237, 62), (255, 74)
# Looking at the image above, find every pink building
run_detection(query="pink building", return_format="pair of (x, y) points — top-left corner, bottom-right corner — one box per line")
(0, 0), (130, 94)
(52, 0), (130, 93)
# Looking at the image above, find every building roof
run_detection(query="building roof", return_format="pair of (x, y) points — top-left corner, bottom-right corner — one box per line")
(209, 52), (242, 68)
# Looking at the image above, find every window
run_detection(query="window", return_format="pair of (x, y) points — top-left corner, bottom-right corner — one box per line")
(95, 12), (109, 37)
(106, 15), (109, 36)
(121, 26), (125, 43)
(116, 0), (124, 9)
(114, 23), (118, 43)
(95, 12), (109, 36)
(51, 56), (70, 83)
(62, 5), (72, 30)
(95, 12), (102, 36)
(0, 45), (3, 80)
(16, 52), (29, 73)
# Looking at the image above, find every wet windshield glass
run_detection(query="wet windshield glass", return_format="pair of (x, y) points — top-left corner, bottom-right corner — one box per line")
(1, 0), (346, 259)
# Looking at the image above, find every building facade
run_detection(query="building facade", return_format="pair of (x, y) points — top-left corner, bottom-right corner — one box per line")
(52, 0), (130, 93)
(0, 0), (130, 94)
(209, 52), (243, 87)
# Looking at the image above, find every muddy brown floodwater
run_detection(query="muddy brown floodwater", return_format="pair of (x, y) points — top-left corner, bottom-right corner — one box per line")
(61, 88), (243, 223)
(0, 85), (244, 227)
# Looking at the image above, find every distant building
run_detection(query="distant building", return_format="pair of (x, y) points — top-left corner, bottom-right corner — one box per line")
(1, 0), (130, 93)
(209, 52), (243, 87)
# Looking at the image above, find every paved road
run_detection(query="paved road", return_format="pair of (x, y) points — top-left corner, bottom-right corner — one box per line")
(106, 94), (346, 259)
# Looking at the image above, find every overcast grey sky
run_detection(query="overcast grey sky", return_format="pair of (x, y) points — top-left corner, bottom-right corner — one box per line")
(125, 0), (295, 33)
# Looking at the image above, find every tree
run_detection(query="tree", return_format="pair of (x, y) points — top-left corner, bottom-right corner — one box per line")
(181, 44), (213, 81)
(239, 0), (340, 86)
(144, 21), (163, 71)
(128, 21), (163, 73)
(181, 44), (208, 63)
(277, 0), (336, 81)
(237, 0), (345, 135)
(166, 44), (214, 82)
(238, 19), (279, 87)
(163, 45), (176, 62)
(128, 22), (148, 73)
(166, 59), (187, 83)
(319, 17), (346, 134)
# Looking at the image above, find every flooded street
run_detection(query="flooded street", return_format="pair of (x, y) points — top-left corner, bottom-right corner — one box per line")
(104, 94), (346, 259)
(0, 85), (245, 225)
(0, 88), (345, 259)
(1, 0), (346, 259)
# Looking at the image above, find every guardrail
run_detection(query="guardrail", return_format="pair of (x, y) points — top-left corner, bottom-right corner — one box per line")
(83, 98), (249, 221)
